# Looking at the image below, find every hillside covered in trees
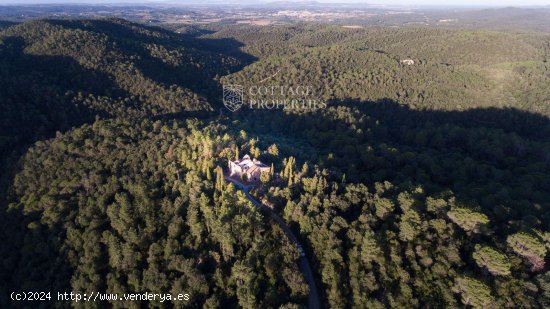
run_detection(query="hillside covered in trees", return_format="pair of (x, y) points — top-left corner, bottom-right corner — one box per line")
(214, 24), (550, 116)
(0, 18), (246, 162)
(0, 18), (549, 308)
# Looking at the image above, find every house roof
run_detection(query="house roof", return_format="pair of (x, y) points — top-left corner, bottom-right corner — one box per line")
(232, 154), (269, 172)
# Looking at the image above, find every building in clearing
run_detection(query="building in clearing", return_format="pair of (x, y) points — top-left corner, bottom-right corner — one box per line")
(229, 154), (271, 181)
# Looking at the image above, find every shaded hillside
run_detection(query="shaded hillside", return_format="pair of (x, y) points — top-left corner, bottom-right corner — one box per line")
(0, 20), (17, 30)
(0, 18), (248, 153)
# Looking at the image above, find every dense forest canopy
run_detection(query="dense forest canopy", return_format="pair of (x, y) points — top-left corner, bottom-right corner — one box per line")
(0, 17), (549, 308)
(0, 18), (245, 154)
(212, 24), (550, 116)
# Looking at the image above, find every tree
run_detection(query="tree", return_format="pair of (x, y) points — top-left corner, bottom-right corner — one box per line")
(215, 166), (225, 191)
(252, 147), (260, 158)
(426, 197), (448, 214)
(399, 210), (421, 241)
(260, 171), (271, 184)
(267, 144), (279, 156)
(472, 245), (511, 276)
(301, 162), (309, 175)
(447, 208), (489, 234)
(453, 276), (495, 309)
(507, 232), (547, 272)
(282, 156), (296, 183)
(374, 197), (394, 220)
(360, 229), (381, 264)
(232, 261), (258, 309)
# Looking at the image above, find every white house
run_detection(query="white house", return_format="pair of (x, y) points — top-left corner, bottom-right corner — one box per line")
(229, 154), (270, 181)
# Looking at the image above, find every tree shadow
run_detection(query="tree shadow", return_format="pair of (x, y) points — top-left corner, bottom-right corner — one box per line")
(235, 98), (550, 229)
(0, 20), (18, 30)
(231, 99), (550, 303)
(0, 35), (136, 160)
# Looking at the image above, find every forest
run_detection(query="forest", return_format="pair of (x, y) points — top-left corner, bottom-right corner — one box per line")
(0, 18), (549, 308)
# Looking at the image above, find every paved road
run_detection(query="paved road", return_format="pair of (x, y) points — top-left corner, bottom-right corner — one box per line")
(225, 177), (320, 309)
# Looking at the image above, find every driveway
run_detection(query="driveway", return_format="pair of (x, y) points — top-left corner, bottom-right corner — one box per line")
(224, 176), (320, 309)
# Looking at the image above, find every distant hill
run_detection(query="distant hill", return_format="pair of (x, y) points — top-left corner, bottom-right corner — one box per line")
(428, 7), (550, 32)
(212, 24), (550, 116)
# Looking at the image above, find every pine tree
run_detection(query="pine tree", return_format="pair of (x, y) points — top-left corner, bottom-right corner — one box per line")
(260, 171), (270, 184)
(267, 144), (279, 156)
(301, 162), (309, 175)
(399, 210), (421, 241)
(507, 232), (547, 271)
(453, 276), (495, 309)
(447, 208), (490, 234)
(215, 166), (224, 191)
(472, 245), (511, 276)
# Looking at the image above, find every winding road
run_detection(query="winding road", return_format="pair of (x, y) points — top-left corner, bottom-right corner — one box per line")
(224, 176), (320, 309)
